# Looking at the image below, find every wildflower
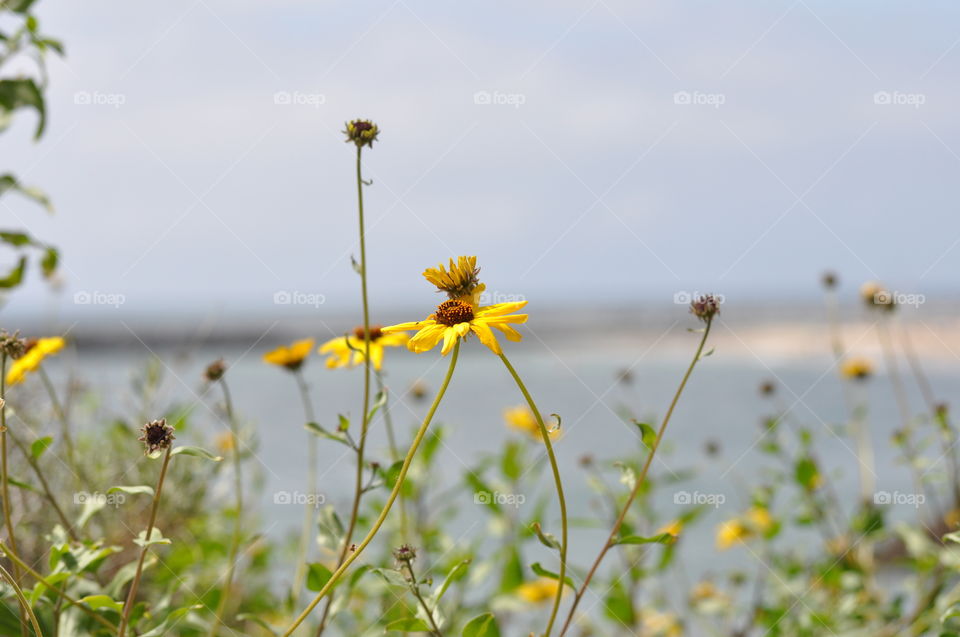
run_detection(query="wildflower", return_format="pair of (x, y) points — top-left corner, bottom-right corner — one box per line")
(716, 506), (773, 550)
(690, 294), (720, 322)
(318, 327), (408, 371)
(841, 357), (873, 381)
(392, 544), (416, 565)
(715, 519), (748, 550)
(0, 331), (25, 360)
(515, 578), (561, 604)
(821, 271), (838, 289)
(860, 280), (895, 312)
(204, 358), (226, 382)
(641, 610), (682, 636)
(658, 519), (683, 538)
(139, 418), (175, 455)
(409, 379), (428, 401)
(423, 256), (484, 303)
(759, 380), (775, 396)
(504, 405), (559, 442)
(6, 336), (65, 386)
(214, 431), (235, 454)
(263, 338), (315, 372)
(344, 119), (379, 148)
(384, 299), (528, 356)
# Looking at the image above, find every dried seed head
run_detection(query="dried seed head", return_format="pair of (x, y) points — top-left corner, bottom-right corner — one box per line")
(393, 544), (417, 564)
(204, 358), (227, 382)
(139, 418), (175, 455)
(690, 294), (721, 322)
(759, 380), (776, 397)
(0, 331), (26, 360)
(821, 271), (838, 289)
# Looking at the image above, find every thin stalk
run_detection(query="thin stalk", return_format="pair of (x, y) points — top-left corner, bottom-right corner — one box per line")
(403, 560), (443, 637)
(1, 353), (27, 637)
(37, 367), (78, 478)
(0, 562), (42, 636)
(208, 380), (243, 637)
(284, 342), (460, 637)
(499, 352), (567, 637)
(315, 141), (374, 637)
(292, 369), (318, 606)
(118, 445), (173, 637)
(377, 371), (408, 541)
(0, 540), (118, 631)
(7, 429), (75, 540)
(558, 319), (712, 637)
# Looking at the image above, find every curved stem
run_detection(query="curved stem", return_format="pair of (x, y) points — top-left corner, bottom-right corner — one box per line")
(377, 372), (408, 541)
(0, 353), (27, 637)
(498, 353), (567, 637)
(557, 319), (712, 637)
(118, 445), (173, 637)
(284, 342), (460, 637)
(208, 380), (243, 637)
(292, 370), (318, 606)
(0, 562), (42, 636)
(315, 142), (374, 637)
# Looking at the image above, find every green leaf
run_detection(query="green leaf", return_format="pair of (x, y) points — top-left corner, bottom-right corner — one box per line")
(0, 230), (31, 246)
(462, 612), (500, 637)
(235, 614), (279, 636)
(40, 246), (57, 277)
(0, 175), (52, 210)
(632, 420), (657, 449)
(431, 559), (470, 604)
(138, 605), (202, 637)
(385, 617), (431, 632)
(0, 256), (26, 289)
(530, 562), (574, 589)
(7, 476), (35, 492)
(603, 578), (635, 626)
(170, 445), (222, 461)
(304, 422), (350, 447)
(133, 527), (171, 548)
(337, 414), (350, 432)
(612, 532), (677, 546)
(366, 390), (387, 423)
(498, 547), (523, 593)
(531, 522), (561, 551)
(306, 563), (332, 592)
(78, 594), (124, 613)
(30, 436), (52, 460)
(0, 78), (46, 139)
(107, 485), (154, 497)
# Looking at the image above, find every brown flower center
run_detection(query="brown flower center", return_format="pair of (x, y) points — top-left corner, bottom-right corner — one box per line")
(434, 300), (474, 326)
(352, 121), (373, 132)
(353, 325), (384, 341)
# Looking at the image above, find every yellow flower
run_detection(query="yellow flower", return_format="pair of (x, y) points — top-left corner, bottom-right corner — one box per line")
(504, 405), (560, 442)
(745, 506), (773, 533)
(658, 519), (683, 538)
(515, 578), (561, 604)
(715, 519), (748, 550)
(423, 256), (484, 302)
(318, 326), (408, 371)
(344, 119), (379, 148)
(214, 431), (235, 453)
(716, 507), (774, 550)
(6, 337), (65, 386)
(263, 338), (315, 371)
(841, 357), (873, 380)
(384, 300), (528, 356)
(642, 610), (682, 636)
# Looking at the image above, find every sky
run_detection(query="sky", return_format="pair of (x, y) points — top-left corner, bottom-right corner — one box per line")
(4, 0), (960, 320)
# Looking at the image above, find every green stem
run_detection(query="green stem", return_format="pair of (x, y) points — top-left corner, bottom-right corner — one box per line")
(403, 561), (443, 637)
(0, 353), (27, 637)
(37, 367), (78, 478)
(377, 372), (408, 541)
(557, 319), (712, 637)
(315, 142), (374, 637)
(118, 444), (173, 637)
(292, 370), (318, 606)
(498, 352), (567, 637)
(284, 342), (460, 637)
(208, 380), (243, 637)
(6, 429), (76, 540)
(0, 562), (42, 636)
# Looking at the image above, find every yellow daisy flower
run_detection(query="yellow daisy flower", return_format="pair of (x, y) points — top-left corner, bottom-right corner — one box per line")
(642, 610), (682, 636)
(715, 519), (748, 550)
(263, 338), (315, 371)
(716, 506), (774, 550)
(504, 405), (560, 441)
(840, 357), (873, 380)
(657, 519), (683, 538)
(317, 326), (409, 371)
(515, 578), (561, 604)
(383, 299), (528, 356)
(423, 256), (484, 303)
(6, 337), (65, 386)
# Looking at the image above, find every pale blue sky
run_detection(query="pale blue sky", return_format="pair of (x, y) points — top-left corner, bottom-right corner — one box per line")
(4, 0), (960, 318)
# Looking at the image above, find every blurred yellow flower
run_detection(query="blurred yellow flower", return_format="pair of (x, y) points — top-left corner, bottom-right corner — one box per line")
(642, 610), (682, 636)
(716, 506), (773, 550)
(263, 338), (315, 371)
(383, 300), (527, 356)
(515, 578), (561, 604)
(423, 256), (484, 303)
(504, 405), (559, 442)
(6, 337), (65, 386)
(841, 357), (873, 380)
(658, 519), (683, 538)
(318, 326), (408, 371)
(214, 431), (235, 453)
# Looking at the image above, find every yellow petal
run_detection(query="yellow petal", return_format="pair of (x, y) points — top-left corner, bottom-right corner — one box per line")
(476, 301), (528, 317)
(470, 321), (501, 354)
(409, 324), (446, 353)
